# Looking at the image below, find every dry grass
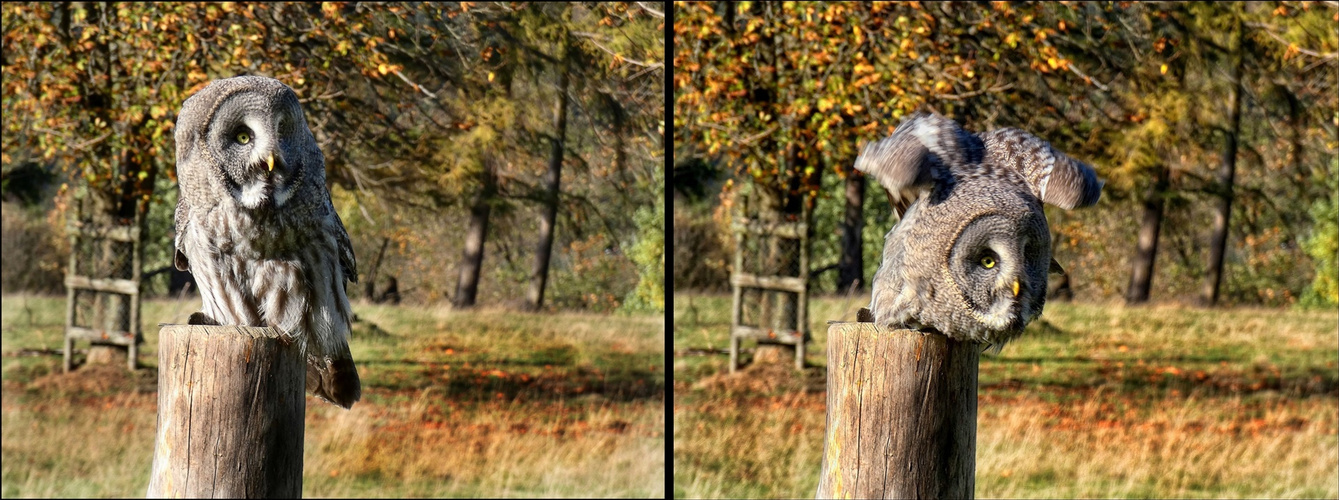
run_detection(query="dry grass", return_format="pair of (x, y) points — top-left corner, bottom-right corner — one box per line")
(673, 294), (1339, 499)
(976, 390), (1337, 498)
(1, 294), (664, 497)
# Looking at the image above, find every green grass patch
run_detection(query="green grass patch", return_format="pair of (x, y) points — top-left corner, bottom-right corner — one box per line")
(674, 293), (1339, 499)
(2, 294), (664, 497)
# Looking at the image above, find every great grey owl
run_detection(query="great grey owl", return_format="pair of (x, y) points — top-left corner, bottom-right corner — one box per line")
(856, 112), (1103, 353)
(173, 75), (360, 408)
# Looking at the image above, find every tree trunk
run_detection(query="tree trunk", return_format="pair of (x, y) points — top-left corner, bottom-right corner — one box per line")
(146, 324), (305, 498)
(455, 157), (495, 308)
(837, 170), (866, 294)
(753, 144), (806, 365)
(1126, 165), (1170, 304)
(85, 191), (135, 365)
(69, 3), (154, 366)
(525, 49), (569, 311)
(1202, 19), (1244, 306)
(365, 237), (389, 302)
(816, 321), (978, 499)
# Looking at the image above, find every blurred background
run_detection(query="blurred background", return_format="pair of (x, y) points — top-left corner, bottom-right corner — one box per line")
(671, 2), (1336, 498)
(2, 2), (664, 497)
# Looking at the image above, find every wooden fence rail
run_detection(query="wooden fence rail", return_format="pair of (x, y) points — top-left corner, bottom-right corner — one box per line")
(146, 324), (306, 498)
(815, 321), (980, 499)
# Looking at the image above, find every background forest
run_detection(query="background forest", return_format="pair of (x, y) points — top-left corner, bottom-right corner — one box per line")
(673, 1), (1337, 308)
(2, 3), (666, 497)
(2, 2), (666, 313)
(672, 2), (1337, 498)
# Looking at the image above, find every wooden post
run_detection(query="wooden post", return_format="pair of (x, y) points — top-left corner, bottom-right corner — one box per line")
(147, 324), (306, 498)
(816, 321), (979, 499)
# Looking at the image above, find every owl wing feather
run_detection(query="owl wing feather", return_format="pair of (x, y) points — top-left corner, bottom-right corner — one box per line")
(854, 112), (985, 218)
(330, 201), (358, 284)
(173, 200), (191, 271)
(980, 128), (1104, 210)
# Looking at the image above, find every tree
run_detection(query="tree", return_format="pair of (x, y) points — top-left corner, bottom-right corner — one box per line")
(1203, 10), (1245, 306)
(526, 38), (570, 311)
(836, 170), (865, 293)
(2, 2), (390, 361)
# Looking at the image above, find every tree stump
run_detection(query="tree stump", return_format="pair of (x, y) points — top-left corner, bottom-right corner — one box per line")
(146, 324), (306, 498)
(815, 321), (979, 499)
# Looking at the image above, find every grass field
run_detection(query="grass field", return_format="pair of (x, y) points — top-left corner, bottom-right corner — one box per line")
(1, 294), (664, 497)
(673, 293), (1339, 499)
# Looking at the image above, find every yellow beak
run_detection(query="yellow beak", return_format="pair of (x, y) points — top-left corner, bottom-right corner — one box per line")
(266, 151), (275, 172)
(1011, 280), (1020, 297)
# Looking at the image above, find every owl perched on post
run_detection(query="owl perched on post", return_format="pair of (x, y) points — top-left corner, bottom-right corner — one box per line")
(856, 112), (1103, 353)
(173, 76), (361, 408)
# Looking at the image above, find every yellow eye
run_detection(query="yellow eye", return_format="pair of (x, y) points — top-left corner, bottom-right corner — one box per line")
(236, 131), (251, 144)
(980, 256), (996, 269)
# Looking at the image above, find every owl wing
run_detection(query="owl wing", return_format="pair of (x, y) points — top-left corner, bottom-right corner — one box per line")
(324, 196), (358, 285)
(335, 215), (358, 285)
(979, 128), (1103, 210)
(854, 112), (985, 218)
(173, 198), (191, 271)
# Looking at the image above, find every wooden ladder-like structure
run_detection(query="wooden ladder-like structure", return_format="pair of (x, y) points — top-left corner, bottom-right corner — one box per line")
(728, 198), (811, 372)
(63, 202), (143, 373)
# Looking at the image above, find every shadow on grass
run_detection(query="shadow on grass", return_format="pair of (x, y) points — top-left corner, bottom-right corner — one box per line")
(979, 362), (1339, 398)
(361, 355), (663, 403)
(4, 354), (663, 405)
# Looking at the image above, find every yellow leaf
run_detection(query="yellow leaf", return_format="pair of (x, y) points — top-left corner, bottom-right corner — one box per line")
(378, 63), (389, 75)
(1160, 64), (1168, 74)
(488, 72), (495, 82)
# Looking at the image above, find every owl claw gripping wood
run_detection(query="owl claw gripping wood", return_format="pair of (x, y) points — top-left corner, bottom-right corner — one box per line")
(856, 112), (1104, 354)
(173, 76), (362, 408)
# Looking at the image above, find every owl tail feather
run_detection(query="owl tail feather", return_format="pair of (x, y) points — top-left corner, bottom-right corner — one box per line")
(307, 350), (362, 409)
(982, 341), (1007, 356)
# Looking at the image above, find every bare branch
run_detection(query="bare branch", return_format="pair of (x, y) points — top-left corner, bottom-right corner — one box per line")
(635, 2), (664, 19)
(572, 31), (664, 69)
(34, 127), (113, 152)
(936, 82), (1015, 100)
(391, 69), (439, 99)
(1066, 62), (1111, 92)
(1247, 22), (1339, 60)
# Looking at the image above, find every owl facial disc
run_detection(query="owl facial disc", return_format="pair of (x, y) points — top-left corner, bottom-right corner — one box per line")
(948, 212), (1045, 334)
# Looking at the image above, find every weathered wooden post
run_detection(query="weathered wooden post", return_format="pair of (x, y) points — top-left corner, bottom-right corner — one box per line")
(147, 324), (306, 498)
(816, 317), (979, 499)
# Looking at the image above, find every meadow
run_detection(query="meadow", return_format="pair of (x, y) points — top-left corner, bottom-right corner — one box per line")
(1, 294), (664, 497)
(673, 293), (1339, 499)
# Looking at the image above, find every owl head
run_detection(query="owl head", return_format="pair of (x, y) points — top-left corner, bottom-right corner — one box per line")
(856, 112), (1104, 349)
(175, 76), (324, 211)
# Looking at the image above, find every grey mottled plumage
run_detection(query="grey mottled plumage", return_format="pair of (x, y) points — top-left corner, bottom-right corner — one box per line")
(855, 112), (1103, 353)
(173, 76), (361, 408)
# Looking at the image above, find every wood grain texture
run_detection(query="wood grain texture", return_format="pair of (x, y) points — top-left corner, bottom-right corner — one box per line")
(816, 322), (979, 499)
(146, 324), (305, 498)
